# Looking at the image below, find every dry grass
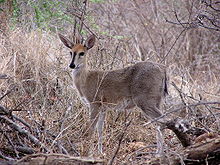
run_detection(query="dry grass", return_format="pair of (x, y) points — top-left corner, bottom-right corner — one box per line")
(0, 28), (219, 164)
(0, 0), (220, 164)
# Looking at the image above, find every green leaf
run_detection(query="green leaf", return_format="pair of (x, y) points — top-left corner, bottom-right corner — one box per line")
(113, 35), (124, 39)
(100, 31), (108, 35)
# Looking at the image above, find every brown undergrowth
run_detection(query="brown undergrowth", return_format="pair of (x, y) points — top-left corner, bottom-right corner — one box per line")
(0, 28), (219, 164)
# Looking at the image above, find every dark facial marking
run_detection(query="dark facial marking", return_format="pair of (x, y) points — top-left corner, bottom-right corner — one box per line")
(69, 51), (76, 69)
(69, 62), (75, 69)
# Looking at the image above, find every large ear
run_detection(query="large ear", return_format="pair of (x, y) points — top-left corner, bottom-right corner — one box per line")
(58, 33), (74, 49)
(84, 35), (96, 50)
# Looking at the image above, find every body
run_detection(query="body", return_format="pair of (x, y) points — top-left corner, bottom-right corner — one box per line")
(59, 34), (168, 155)
(74, 61), (166, 117)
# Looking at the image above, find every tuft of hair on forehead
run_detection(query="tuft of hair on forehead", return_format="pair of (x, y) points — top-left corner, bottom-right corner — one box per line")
(72, 44), (87, 53)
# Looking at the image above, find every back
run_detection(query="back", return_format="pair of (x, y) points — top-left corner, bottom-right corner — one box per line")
(130, 61), (166, 96)
(83, 61), (166, 106)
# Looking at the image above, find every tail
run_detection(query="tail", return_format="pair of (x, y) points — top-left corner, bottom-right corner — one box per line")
(163, 71), (168, 96)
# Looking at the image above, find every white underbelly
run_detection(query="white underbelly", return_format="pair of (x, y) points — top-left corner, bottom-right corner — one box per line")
(79, 95), (135, 112)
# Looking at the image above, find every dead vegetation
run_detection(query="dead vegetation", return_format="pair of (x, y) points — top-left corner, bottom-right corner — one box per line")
(0, 0), (220, 164)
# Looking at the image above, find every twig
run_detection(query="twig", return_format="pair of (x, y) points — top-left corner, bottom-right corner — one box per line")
(4, 133), (20, 158)
(4, 146), (35, 155)
(0, 105), (32, 130)
(0, 150), (15, 161)
(67, 136), (80, 156)
(13, 115), (32, 130)
(173, 7), (185, 28)
(166, 2), (220, 32)
(160, 28), (187, 63)
(0, 74), (8, 79)
(0, 88), (14, 101)
(79, 0), (88, 34)
(172, 82), (211, 132)
(50, 118), (78, 149)
(0, 115), (49, 152)
(70, 11), (98, 38)
(108, 119), (132, 165)
(165, 119), (192, 147)
(127, 145), (156, 160)
(169, 150), (186, 165)
(144, 101), (220, 126)
(14, 146), (35, 154)
(15, 153), (104, 165)
(172, 82), (216, 132)
(55, 105), (72, 154)
(202, 0), (220, 12)
(110, 42), (120, 69)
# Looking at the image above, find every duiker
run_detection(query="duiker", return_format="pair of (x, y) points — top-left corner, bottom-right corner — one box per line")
(59, 34), (168, 155)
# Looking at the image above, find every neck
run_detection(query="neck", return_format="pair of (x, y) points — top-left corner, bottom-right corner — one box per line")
(72, 63), (87, 78)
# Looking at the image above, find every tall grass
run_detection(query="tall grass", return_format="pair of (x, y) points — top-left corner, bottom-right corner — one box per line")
(0, 0), (219, 164)
(1, 27), (219, 163)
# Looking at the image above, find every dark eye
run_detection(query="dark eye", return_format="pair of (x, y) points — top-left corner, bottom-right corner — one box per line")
(79, 52), (85, 56)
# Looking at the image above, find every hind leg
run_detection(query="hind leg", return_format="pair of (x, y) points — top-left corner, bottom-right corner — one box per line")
(133, 97), (165, 156)
(156, 125), (165, 156)
(134, 97), (162, 119)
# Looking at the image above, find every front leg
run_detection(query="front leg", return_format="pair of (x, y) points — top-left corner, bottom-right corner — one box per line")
(88, 103), (106, 154)
(97, 111), (106, 154)
(89, 103), (101, 136)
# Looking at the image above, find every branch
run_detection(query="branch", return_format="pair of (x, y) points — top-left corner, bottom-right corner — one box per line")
(160, 28), (187, 63)
(0, 115), (49, 152)
(166, 1), (220, 31)
(16, 153), (105, 165)
(165, 119), (192, 147)
(0, 151), (15, 161)
(0, 74), (8, 79)
(0, 88), (14, 102)
(0, 105), (32, 130)
(144, 101), (220, 126)
(108, 113), (132, 165)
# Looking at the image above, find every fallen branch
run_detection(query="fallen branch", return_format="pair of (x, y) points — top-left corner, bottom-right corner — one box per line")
(174, 135), (220, 165)
(150, 135), (220, 165)
(15, 153), (105, 165)
(165, 119), (192, 147)
(0, 150), (15, 161)
(7, 146), (35, 155)
(0, 105), (32, 130)
(0, 115), (49, 152)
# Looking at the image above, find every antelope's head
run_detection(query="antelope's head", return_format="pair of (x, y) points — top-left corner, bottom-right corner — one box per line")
(59, 34), (96, 69)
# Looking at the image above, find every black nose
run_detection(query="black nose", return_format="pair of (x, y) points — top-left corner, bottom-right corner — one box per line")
(69, 63), (75, 69)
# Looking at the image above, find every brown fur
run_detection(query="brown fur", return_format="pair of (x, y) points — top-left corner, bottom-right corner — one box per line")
(59, 34), (168, 155)
(74, 61), (167, 119)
